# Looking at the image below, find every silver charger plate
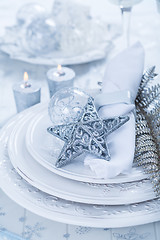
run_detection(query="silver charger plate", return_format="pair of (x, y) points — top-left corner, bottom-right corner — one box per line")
(8, 107), (156, 205)
(0, 106), (160, 228)
(25, 104), (148, 184)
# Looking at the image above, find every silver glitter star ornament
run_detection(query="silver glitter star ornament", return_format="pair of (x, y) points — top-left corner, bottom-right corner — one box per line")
(48, 97), (129, 168)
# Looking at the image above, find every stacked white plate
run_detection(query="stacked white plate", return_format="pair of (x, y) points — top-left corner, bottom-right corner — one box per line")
(0, 103), (160, 228)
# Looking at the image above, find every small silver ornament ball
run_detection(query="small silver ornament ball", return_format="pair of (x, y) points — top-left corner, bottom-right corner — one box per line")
(24, 17), (59, 55)
(16, 3), (47, 26)
(48, 87), (90, 126)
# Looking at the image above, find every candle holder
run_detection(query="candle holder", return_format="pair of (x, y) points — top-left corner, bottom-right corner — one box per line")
(13, 72), (41, 112)
(47, 65), (75, 97)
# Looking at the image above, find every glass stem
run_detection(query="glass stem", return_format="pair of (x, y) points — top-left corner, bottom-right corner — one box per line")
(120, 7), (132, 48)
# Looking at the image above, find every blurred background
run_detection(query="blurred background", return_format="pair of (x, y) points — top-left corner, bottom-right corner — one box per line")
(0, 0), (160, 127)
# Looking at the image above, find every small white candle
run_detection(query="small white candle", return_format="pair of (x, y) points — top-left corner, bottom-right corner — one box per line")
(47, 65), (75, 97)
(13, 72), (41, 112)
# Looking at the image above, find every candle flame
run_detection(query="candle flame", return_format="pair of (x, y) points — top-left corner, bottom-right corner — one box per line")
(54, 64), (65, 77)
(23, 72), (31, 88)
(24, 72), (28, 82)
(57, 64), (62, 71)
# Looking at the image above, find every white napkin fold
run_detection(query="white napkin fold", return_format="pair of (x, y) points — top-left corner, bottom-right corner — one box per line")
(84, 42), (145, 178)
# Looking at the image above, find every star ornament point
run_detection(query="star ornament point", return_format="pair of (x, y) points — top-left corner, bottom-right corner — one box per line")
(47, 97), (129, 168)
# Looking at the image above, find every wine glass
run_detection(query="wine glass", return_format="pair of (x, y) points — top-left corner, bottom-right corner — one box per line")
(156, 0), (160, 13)
(109, 0), (143, 48)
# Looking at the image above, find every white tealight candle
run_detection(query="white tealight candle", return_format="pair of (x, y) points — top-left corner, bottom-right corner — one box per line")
(13, 72), (41, 112)
(47, 64), (75, 97)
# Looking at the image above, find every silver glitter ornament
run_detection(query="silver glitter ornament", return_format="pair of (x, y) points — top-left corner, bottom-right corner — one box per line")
(48, 97), (129, 168)
(48, 87), (90, 126)
(24, 17), (59, 55)
(16, 3), (47, 26)
(135, 66), (160, 196)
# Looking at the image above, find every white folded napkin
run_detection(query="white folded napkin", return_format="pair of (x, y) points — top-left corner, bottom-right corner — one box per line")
(84, 42), (145, 178)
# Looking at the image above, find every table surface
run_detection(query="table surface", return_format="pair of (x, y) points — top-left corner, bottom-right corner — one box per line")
(0, 0), (160, 239)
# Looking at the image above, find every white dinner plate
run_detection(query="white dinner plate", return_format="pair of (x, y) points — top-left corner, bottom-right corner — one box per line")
(0, 108), (160, 228)
(0, 41), (113, 66)
(8, 109), (156, 205)
(26, 105), (148, 184)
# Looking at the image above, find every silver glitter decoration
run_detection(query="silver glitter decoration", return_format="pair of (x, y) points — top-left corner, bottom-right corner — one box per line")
(48, 97), (129, 168)
(135, 66), (160, 196)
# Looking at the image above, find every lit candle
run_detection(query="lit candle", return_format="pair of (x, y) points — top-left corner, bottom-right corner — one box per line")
(47, 64), (75, 97)
(13, 72), (41, 112)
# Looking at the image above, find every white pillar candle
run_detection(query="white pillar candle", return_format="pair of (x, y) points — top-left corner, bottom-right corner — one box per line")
(47, 65), (75, 97)
(13, 72), (41, 112)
